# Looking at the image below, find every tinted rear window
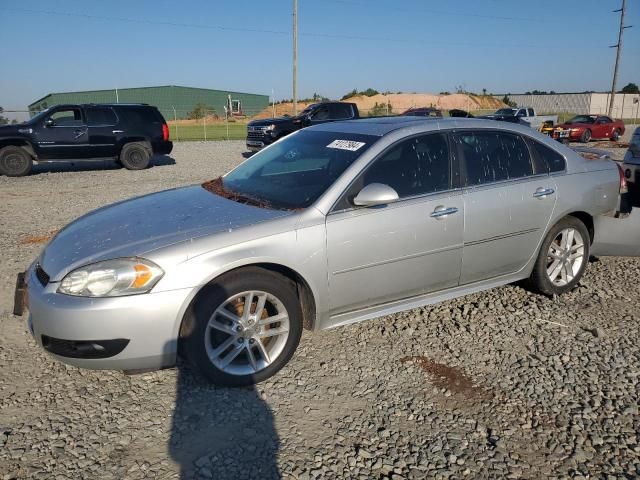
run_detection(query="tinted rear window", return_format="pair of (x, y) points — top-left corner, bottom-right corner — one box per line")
(529, 140), (566, 172)
(453, 131), (533, 186)
(86, 107), (117, 126)
(118, 107), (162, 124)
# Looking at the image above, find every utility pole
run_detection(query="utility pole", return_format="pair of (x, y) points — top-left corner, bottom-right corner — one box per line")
(292, 0), (298, 115)
(608, 0), (631, 116)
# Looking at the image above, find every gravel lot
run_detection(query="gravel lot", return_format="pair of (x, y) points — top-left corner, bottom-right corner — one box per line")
(1, 139), (639, 479)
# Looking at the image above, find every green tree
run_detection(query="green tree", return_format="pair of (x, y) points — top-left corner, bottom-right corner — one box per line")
(0, 107), (10, 126)
(621, 82), (639, 94)
(340, 89), (359, 100)
(502, 95), (517, 107)
(188, 102), (215, 120)
(341, 88), (379, 100)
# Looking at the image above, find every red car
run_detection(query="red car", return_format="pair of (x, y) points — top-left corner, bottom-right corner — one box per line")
(552, 114), (625, 143)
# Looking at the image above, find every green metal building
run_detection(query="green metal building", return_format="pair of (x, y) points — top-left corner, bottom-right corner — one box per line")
(28, 85), (270, 120)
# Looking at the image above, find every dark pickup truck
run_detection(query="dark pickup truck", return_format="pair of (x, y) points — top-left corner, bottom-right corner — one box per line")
(0, 103), (173, 177)
(246, 102), (359, 151)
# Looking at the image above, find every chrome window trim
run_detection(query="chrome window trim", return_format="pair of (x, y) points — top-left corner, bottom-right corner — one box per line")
(452, 128), (568, 183)
(328, 131), (458, 215)
(328, 187), (463, 217)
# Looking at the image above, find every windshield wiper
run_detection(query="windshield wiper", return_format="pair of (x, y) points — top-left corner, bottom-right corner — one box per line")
(202, 177), (282, 210)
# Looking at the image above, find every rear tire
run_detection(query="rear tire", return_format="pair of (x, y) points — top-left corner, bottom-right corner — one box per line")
(0, 146), (33, 177)
(181, 267), (303, 387)
(528, 217), (590, 296)
(119, 142), (151, 170)
(580, 129), (592, 143)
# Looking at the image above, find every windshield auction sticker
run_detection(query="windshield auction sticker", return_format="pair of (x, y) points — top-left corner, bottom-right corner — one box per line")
(326, 140), (366, 151)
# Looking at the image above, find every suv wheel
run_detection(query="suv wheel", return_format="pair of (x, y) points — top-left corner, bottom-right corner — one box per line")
(528, 216), (590, 296)
(119, 142), (151, 170)
(182, 267), (303, 387)
(0, 146), (33, 177)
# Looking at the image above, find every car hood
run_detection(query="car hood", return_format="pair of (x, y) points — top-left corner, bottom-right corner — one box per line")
(0, 124), (21, 135)
(40, 185), (291, 281)
(556, 123), (588, 129)
(248, 117), (299, 127)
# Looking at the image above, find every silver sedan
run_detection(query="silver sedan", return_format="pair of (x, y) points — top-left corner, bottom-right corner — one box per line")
(21, 117), (639, 386)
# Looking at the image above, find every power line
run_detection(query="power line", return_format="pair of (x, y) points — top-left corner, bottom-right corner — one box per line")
(321, 0), (538, 22)
(608, 0), (632, 116)
(3, 7), (599, 50)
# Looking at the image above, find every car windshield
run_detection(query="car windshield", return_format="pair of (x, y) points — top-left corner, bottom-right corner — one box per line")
(27, 108), (53, 123)
(495, 109), (516, 116)
(296, 105), (317, 118)
(566, 115), (595, 124)
(218, 130), (378, 210)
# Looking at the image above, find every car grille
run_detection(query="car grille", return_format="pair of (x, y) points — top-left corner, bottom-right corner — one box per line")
(41, 335), (130, 359)
(247, 126), (267, 140)
(35, 264), (50, 286)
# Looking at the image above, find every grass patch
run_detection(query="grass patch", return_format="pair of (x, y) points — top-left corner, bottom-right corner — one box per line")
(168, 123), (247, 142)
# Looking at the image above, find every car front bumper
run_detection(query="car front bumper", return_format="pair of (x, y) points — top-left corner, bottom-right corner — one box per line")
(22, 264), (193, 371)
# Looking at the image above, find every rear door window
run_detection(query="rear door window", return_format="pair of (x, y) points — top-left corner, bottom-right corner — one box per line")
(527, 108), (535, 116)
(453, 131), (533, 186)
(86, 107), (118, 126)
(528, 139), (566, 173)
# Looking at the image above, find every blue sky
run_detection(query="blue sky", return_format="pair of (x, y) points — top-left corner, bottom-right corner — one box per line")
(1, 0), (638, 115)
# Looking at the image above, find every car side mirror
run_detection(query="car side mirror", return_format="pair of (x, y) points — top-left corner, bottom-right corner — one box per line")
(353, 183), (399, 207)
(45, 118), (55, 127)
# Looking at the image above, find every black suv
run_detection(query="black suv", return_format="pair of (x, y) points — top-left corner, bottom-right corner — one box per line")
(246, 102), (359, 151)
(0, 103), (173, 176)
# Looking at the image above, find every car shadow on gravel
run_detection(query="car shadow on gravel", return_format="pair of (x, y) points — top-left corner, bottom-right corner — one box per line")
(29, 155), (176, 175)
(168, 361), (280, 479)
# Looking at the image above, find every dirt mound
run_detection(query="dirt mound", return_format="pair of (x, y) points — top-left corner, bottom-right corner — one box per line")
(251, 93), (504, 119)
(350, 93), (504, 113)
(251, 102), (316, 120)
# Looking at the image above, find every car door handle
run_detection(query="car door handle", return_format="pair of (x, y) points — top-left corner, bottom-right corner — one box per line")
(73, 129), (86, 139)
(112, 130), (124, 134)
(430, 206), (458, 219)
(533, 187), (555, 198)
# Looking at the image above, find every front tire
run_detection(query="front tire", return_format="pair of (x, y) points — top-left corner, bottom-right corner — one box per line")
(528, 217), (590, 296)
(119, 142), (151, 170)
(182, 267), (303, 387)
(580, 129), (592, 143)
(0, 146), (33, 177)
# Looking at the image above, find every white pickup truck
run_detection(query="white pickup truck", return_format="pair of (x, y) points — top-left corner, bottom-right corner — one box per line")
(482, 107), (558, 131)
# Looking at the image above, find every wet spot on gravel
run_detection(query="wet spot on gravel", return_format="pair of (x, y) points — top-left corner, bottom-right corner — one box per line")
(401, 356), (485, 397)
(18, 230), (57, 245)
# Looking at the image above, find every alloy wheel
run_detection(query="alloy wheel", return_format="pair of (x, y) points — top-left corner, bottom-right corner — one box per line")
(204, 290), (290, 376)
(546, 228), (585, 287)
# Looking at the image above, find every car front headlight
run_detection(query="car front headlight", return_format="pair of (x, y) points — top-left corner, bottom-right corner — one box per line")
(265, 124), (276, 131)
(58, 258), (164, 297)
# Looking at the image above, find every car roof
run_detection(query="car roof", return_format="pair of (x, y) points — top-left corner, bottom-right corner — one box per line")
(46, 103), (151, 109)
(309, 116), (538, 137)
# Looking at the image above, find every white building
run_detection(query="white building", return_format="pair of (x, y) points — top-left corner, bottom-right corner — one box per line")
(499, 92), (640, 119)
